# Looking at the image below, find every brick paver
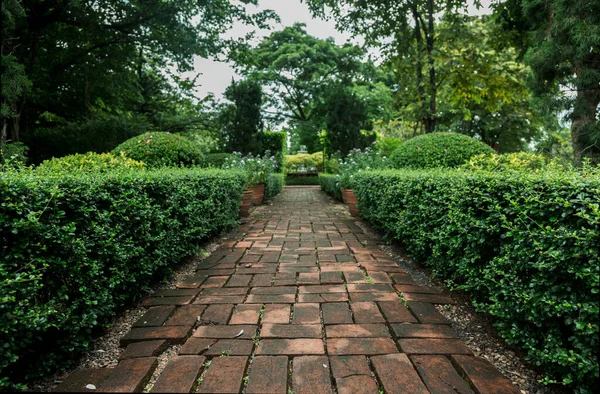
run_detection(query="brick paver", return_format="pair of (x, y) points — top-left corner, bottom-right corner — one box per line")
(56, 186), (519, 393)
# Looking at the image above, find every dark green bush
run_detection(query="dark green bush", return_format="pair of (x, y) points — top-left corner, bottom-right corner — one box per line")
(201, 153), (236, 168)
(390, 132), (495, 169)
(0, 142), (29, 168)
(27, 115), (148, 164)
(353, 169), (599, 392)
(319, 173), (342, 201)
(285, 175), (320, 185)
(265, 173), (284, 199)
(112, 132), (203, 168)
(257, 131), (286, 171)
(0, 168), (245, 388)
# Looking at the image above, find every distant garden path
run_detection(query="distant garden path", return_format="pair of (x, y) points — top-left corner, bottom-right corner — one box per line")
(56, 186), (519, 393)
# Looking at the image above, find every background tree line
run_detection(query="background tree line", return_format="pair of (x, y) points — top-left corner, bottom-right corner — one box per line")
(1, 0), (597, 165)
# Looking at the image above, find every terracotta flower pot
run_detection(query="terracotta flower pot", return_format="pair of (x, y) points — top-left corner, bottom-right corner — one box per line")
(239, 189), (254, 217)
(250, 183), (265, 206)
(340, 188), (359, 217)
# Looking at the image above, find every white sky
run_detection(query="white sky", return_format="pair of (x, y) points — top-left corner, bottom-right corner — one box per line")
(186, 0), (494, 101)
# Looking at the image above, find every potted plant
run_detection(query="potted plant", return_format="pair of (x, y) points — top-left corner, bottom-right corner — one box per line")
(239, 189), (254, 217)
(339, 174), (359, 217)
(224, 151), (277, 207)
(245, 151), (276, 206)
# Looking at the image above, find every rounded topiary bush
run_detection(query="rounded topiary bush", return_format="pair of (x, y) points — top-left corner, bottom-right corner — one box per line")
(112, 132), (203, 168)
(390, 132), (495, 169)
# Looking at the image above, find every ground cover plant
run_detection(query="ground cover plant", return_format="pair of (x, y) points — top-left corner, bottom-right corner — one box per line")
(0, 166), (246, 388)
(353, 168), (600, 392)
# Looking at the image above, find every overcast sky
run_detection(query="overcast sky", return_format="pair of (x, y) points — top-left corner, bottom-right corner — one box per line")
(186, 0), (493, 101)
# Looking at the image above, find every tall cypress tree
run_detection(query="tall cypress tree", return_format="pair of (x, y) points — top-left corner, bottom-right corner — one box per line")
(223, 79), (263, 154)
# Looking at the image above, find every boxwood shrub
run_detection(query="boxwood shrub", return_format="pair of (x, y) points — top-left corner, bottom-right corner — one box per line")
(319, 173), (342, 201)
(112, 132), (203, 168)
(0, 168), (245, 388)
(285, 175), (320, 185)
(353, 169), (599, 392)
(390, 132), (495, 169)
(265, 173), (284, 199)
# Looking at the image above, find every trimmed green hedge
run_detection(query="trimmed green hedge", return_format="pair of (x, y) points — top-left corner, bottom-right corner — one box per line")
(265, 173), (284, 199)
(285, 175), (320, 185)
(35, 152), (145, 174)
(319, 173), (342, 201)
(390, 132), (495, 169)
(353, 169), (599, 392)
(0, 168), (246, 388)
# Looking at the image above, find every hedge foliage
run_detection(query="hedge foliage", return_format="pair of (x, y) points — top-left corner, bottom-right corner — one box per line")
(35, 152), (145, 174)
(319, 173), (342, 201)
(0, 168), (246, 388)
(286, 175), (320, 185)
(265, 173), (284, 199)
(285, 152), (323, 173)
(463, 152), (563, 172)
(0, 142), (29, 168)
(353, 169), (599, 392)
(112, 132), (203, 168)
(390, 132), (495, 169)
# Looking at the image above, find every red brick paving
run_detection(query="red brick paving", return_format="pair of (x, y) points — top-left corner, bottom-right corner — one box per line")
(57, 186), (519, 393)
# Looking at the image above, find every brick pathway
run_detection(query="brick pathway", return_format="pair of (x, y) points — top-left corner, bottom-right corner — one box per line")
(56, 186), (519, 393)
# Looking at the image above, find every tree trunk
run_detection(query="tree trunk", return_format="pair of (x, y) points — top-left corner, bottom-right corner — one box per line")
(571, 85), (600, 164)
(411, 8), (426, 133)
(11, 115), (20, 142)
(1, 121), (7, 145)
(425, 0), (436, 134)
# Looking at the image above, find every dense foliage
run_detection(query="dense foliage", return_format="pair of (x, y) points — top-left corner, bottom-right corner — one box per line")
(339, 145), (389, 188)
(201, 153), (237, 168)
(285, 175), (320, 185)
(221, 151), (277, 185)
(390, 132), (495, 169)
(318, 173), (342, 201)
(0, 142), (28, 168)
(221, 79), (264, 154)
(463, 152), (563, 173)
(26, 115), (149, 163)
(0, 0), (275, 150)
(0, 167), (246, 388)
(285, 152), (323, 173)
(112, 132), (203, 168)
(494, 0), (600, 163)
(256, 131), (287, 171)
(35, 152), (145, 174)
(353, 169), (599, 392)
(265, 173), (285, 199)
